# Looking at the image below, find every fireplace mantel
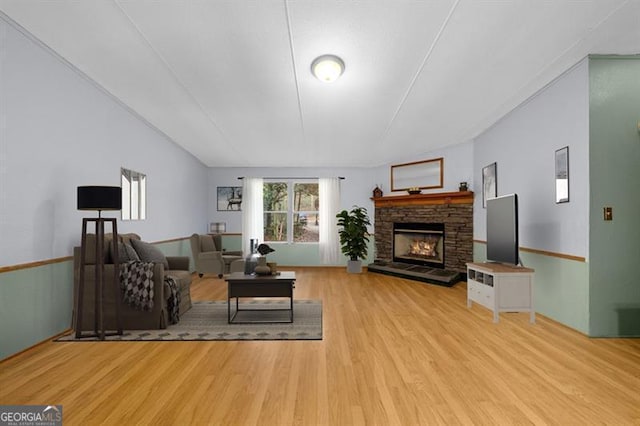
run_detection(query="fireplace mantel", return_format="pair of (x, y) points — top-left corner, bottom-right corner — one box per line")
(371, 191), (473, 207)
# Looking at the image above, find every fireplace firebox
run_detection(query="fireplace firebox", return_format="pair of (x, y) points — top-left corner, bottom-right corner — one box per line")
(393, 222), (445, 268)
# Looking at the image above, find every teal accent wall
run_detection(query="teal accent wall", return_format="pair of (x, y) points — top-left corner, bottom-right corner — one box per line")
(0, 262), (74, 360)
(155, 238), (194, 272)
(588, 55), (640, 337)
(474, 242), (589, 334)
(220, 234), (243, 253)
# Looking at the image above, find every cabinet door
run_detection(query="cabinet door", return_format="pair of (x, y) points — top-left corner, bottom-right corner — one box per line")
(468, 279), (492, 309)
(497, 275), (531, 309)
(468, 280), (481, 301)
(477, 282), (494, 309)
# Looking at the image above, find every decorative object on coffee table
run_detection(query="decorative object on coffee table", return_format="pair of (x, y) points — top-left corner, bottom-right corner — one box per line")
(254, 257), (271, 275)
(244, 238), (260, 275)
(254, 243), (275, 275)
(256, 243), (275, 256)
(76, 185), (123, 340)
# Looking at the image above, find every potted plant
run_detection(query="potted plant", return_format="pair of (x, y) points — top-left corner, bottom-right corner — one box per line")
(336, 206), (371, 273)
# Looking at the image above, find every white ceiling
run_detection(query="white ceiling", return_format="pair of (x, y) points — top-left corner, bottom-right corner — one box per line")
(2, 1), (639, 167)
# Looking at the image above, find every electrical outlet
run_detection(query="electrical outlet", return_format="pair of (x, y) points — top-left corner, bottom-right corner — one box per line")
(604, 207), (613, 221)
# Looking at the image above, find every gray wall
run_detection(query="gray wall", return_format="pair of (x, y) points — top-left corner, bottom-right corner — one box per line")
(472, 59), (591, 333)
(0, 16), (208, 359)
(472, 55), (640, 336)
(473, 59), (590, 258)
(376, 141), (474, 195)
(588, 55), (640, 337)
(1, 16), (208, 267)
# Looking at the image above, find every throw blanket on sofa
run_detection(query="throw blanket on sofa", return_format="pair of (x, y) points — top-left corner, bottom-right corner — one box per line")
(165, 276), (180, 325)
(120, 261), (155, 311)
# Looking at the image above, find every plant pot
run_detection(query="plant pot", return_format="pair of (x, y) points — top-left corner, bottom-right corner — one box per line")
(346, 260), (363, 274)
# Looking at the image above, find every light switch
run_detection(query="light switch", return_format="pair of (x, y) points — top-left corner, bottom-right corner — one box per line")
(604, 207), (613, 221)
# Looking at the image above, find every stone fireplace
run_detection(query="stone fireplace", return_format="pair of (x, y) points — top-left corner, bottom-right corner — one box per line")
(369, 191), (473, 285)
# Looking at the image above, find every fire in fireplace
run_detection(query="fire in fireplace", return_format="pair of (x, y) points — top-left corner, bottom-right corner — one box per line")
(393, 222), (445, 268)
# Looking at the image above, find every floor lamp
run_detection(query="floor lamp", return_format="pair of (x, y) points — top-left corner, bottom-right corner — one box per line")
(75, 185), (123, 340)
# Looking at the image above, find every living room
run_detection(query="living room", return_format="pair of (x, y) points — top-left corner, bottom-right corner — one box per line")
(1, 2), (639, 423)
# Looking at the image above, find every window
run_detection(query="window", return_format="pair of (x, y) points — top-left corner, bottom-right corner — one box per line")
(263, 182), (288, 242)
(121, 167), (146, 220)
(263, 181), (319, 243)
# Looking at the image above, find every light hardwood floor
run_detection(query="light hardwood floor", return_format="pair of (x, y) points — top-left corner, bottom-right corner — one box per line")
(1, 268), (639, 425)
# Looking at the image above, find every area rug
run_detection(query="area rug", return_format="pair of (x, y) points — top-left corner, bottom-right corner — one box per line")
(57, 300), (322, 341)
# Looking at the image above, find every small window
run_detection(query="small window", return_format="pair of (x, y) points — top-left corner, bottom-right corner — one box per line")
(121, 167), (146, 220)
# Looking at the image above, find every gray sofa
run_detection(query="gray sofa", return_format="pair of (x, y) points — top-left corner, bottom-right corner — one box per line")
(73, 233), (192, 331)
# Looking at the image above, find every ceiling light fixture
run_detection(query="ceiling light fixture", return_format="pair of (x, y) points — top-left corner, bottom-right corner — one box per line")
(311, 54), (345, 83)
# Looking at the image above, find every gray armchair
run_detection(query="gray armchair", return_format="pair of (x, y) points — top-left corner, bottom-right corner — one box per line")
(190, 233), (243, 278)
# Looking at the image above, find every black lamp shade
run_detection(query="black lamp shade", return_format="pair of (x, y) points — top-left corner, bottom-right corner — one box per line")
(77, 186), (122, 211)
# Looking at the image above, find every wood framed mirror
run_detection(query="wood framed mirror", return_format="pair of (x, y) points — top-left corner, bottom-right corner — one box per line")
(391, 157), (443, 191)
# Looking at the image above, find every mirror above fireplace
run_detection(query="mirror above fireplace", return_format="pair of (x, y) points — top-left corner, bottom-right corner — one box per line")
(390, 157), (443, 192)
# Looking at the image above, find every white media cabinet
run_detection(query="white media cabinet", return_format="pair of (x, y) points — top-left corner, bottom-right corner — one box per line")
(466, 262), (535, 323)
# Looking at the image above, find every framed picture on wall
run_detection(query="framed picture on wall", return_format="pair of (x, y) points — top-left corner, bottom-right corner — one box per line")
(217, 186), (242, 211)
(555, 146), (569, 203)
(482, 162), (497, 208)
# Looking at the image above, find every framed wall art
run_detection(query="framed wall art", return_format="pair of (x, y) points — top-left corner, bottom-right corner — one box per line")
(482, 162), (497, 208)
(217, 186), (242, 211)
(555, 146), (569, 203)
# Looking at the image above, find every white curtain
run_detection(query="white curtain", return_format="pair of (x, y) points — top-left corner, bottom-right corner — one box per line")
(242, 177), (264, 255)
(319, 177), (341, 264)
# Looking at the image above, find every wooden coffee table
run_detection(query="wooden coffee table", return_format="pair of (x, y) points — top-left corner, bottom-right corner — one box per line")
(225, 271), (296, 324)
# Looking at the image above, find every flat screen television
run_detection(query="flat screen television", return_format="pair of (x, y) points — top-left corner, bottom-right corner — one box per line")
(486, 193), (519, 265)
